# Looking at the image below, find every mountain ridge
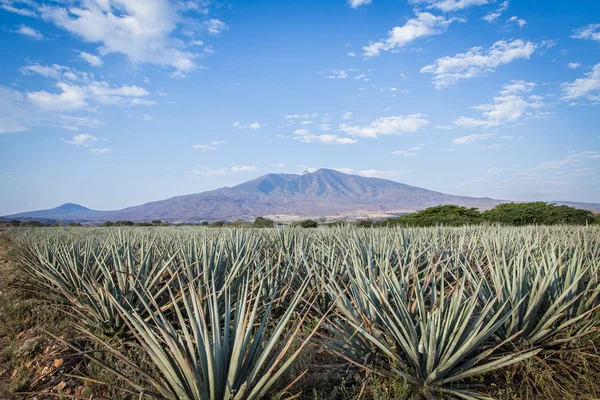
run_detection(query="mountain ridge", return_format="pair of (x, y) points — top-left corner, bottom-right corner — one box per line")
(4, 169), (599, 223)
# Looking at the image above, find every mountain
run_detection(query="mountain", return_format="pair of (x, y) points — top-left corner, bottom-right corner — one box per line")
(5, 203), (103, 222)
(3, 169), (598, 223)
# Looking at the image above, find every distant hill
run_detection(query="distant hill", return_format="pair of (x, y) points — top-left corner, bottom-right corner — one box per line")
(3, 169), (599, 223)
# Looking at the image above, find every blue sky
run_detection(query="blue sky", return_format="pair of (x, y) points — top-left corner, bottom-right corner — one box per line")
(0, 0), (599, 214)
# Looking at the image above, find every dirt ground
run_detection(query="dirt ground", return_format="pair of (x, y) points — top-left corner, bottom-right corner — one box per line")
(0, 231), (87, 399)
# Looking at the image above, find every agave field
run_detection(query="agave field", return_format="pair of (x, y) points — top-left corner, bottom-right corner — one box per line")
(6, 225), (600, 399)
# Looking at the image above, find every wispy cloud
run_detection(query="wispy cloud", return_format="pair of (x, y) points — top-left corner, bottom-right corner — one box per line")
(339, 114), (429, 138)
(506, 16), (527, 28)
(347, 0), (372, 8)
(15, 24), (43, 39)
(205, 19), (228, 35)
(453, 133), (494, 144)
(79, 51), (103, 67)
(454, 80), (546, 128)
(62, 133), (100, 147)
(233, 121), (264, 130)
(363, 13), (462, 57)
(411, 0), (492, 12)
(294, 129), (357, 144)
(571, 24), (600, 42)
(192, 144), (216, 151)
(562, 63), (600, 101)
(90, 147), (111, 154)
(482, 1), (509, 23)
(421, 40), (537, 88)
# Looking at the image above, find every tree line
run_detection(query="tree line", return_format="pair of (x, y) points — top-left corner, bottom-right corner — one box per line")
(3, 202), (599, 228)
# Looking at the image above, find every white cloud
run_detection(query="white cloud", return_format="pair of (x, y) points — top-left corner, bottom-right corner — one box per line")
(15, 24), (43, 39)
(357, 169), (411, 178)
(189, 166), (229, 177)
(567, 62), (581, 69)
(188, 165), (259, 177)
(363, 12), (461, 57)
(284, 113), (318, 120)
(410, 0), (491, 12)
(79, 51), (103, 67)
(205, 19), (228, 35)
(26, 80), (152, 112)
(0, 86), (103, 133)
(325, 70), (349, 79)
(233, 121), (264, 130)
(231, 165), (258, 172)
(21, 64), (94, 83)
(571, 24), (600, 42)
(343, 111), (353, 120)
(300, 120), (314, 125)
(62, 133), (100, 147)
(38, 1), (210, 76)
(507, 16), (526, 28)
(499, 80), (535, 95)
(1, 3), (37, 17)
(211, 140), (228, 145)
(534, 151), (600, 170)
(339, 114), (429, 138)
(347, 52), (356, 57)
(421, 40), (537, 88)
(455, 81), (545, 128)
(482, 1), (508, 23)
(453, 133), (494, 144)
(90, 147), (111, 154)
(294, 130), (357, 145)
(391, 150), (417, 156)
(347, 0), (372, 8)
(562, 63), (600, 100)
(0, 117), (27, 134)
(192, 144), (216, 151)
(488, 167), (508, 174)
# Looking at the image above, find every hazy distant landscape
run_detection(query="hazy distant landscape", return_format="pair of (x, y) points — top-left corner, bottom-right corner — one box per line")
(3, 169), (600, 224)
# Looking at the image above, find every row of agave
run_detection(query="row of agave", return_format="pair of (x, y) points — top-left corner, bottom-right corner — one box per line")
(9, 225), (600, 399)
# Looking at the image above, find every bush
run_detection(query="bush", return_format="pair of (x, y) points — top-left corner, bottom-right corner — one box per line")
(101, 221), (114, 227)
(296, 219), (318, 228)
(114, 221), (134, 226)
(253, 217), (274, 228)
(211, 221), (226, 227)
(356, 219), (374, 228)
(22, 221), (44, 227)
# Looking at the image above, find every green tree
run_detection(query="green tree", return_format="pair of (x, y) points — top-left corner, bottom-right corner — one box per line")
(23, 221), (44, 227)
(386, 205), (482, 227)
(101, 221), (114, 227)
(114, 220), (134, 226)
(253, 217), (274, 228)
(482, 202), (595, 226)
(356, 219), (374, 228)
(296, 219), (318, 228)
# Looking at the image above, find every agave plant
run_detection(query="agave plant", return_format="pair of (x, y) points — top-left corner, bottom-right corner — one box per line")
(15, 234), (180, 336)
(79, 267), (320, 400)
(323, 239), (539, 399)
